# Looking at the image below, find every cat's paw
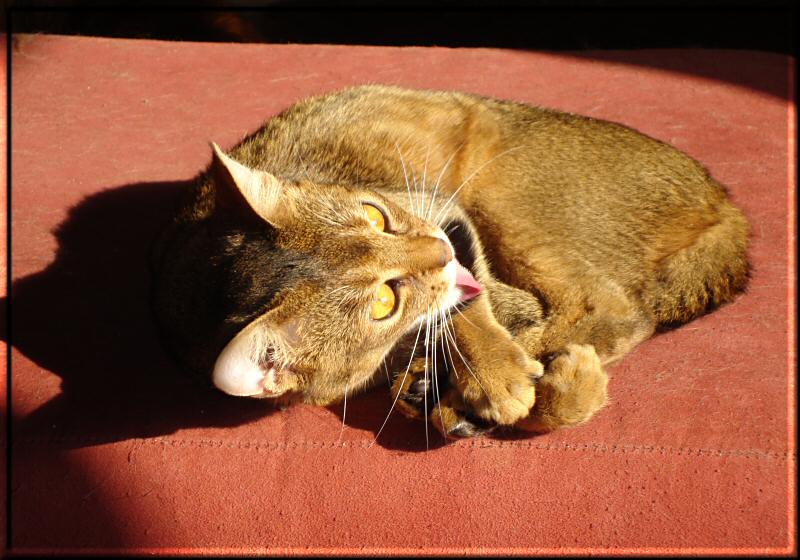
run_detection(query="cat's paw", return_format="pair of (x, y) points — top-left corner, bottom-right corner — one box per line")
(516, 343), (608, 433)
(389, 339), (544, 436)
(454, 341), (543, 426)
(390, 357), (435, 420)
(389, 356), (497, 439)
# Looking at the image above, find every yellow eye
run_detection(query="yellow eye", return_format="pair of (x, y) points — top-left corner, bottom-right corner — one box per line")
(363, 203), (386, 232)
(371, 282), (397, 320)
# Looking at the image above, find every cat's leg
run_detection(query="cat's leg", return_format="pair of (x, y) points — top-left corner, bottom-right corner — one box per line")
(389, 330), (610, 438)
(443, 294), (544, 425)
(649, 200), (750, 328)
(390, 344), (609, 438)
(466, 279), (612, 434)
(501, 275), (654, 433)
(512, 201), (749, 433)
(387, 290), (544, 434)
(391, 276), (651, 437)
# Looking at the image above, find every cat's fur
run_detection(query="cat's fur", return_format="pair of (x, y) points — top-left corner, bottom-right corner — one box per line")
(151, 85), (750, 438)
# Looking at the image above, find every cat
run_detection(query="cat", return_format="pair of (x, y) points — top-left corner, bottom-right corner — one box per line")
(150, 85), (750, 439)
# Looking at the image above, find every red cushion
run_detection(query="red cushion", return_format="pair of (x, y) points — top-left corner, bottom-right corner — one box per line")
(6, 34), (795, 553)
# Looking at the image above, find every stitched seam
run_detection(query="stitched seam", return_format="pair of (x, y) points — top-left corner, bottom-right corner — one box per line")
(9, 437), (795, 460)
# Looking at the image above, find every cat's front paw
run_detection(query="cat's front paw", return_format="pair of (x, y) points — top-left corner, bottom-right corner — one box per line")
(390, 357), (435, 420)
(388, 346), (536, 439)
(516, 343), (608, 433)
(454, 341), (543, 425)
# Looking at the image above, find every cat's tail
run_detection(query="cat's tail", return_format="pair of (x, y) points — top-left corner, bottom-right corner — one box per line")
(651, 198), (751, 329)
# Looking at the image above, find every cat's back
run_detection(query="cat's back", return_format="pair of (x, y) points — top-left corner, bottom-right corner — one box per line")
(236, 84), (722, 205)
(227, 84), (736, 268)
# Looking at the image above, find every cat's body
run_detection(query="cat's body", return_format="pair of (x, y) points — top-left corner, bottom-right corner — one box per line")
(151, 85), (749, 437)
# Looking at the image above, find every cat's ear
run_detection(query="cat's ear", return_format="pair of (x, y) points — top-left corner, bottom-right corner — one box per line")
(212, 312), (302, 398)
(210, 142), (285, 226)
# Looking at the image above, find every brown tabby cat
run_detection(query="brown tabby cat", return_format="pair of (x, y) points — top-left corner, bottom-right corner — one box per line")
(150, 85), (750, 439)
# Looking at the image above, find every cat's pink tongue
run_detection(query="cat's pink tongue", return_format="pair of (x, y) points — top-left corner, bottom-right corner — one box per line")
(455, 262), (482, 303)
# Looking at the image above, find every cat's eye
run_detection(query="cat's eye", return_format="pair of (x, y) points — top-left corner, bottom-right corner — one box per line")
(370, 282), (397, 320)
(362, 203), (387, 232)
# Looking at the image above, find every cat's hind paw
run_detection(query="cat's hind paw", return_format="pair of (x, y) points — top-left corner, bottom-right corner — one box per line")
(516, 343), (608, 433)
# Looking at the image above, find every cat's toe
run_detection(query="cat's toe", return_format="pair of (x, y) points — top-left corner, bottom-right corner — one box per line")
(390, 358), (449, 420)
(529, 360), (545, 380)
(409, 377), (431, 399)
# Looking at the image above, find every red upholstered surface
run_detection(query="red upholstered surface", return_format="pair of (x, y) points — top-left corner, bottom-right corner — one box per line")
(5, 34), (796, 554)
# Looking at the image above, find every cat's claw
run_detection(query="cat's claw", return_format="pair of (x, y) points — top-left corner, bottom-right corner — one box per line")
(433, 411), (493, 439)
(426, 390), (495, 439)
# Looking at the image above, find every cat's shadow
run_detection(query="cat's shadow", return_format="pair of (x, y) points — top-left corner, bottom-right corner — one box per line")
(5, 180), (447, 451)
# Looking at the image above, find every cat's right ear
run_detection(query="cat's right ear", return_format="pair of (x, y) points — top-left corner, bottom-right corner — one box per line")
(212, 311), (302, 398)
(210, 142), (286, 226)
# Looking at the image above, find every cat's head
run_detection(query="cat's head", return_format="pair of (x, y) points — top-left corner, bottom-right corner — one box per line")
(153, 144), (481, 406)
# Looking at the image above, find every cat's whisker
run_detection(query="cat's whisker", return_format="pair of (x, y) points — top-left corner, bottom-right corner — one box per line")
(441, 308), (460, 380)
(369, 320), (426, 448)
(431, 309), (447, 442)
(307, 206), (343, 227)
(321, 285), (348, 300)
(420, 145), (431, 218)
(434, 146), (524, 226)
(443, 222), (460, 238)
(439, 308), (456, 377)
(413, 171), (424, 220)
(322, 284), (359, 311)
(440, 328), (489, 398)
(442, 309), (490, 399)
(451, 302), (481, 330)
(422, 307), (432, 450)
(382, 358), (391, 386)
(327, 204), (352, 225)
(394, 140), (417, 216)
(338, 378), (349, 444)
(427, 142), (464, 221)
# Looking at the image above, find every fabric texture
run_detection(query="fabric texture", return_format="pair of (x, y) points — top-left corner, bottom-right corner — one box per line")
(5, 34), (796, 554)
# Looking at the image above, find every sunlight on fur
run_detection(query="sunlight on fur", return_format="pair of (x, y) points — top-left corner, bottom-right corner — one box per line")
(151, 85), (750, 444)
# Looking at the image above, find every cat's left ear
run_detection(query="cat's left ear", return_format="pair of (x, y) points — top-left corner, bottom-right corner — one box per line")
(210, 142), (286, 226)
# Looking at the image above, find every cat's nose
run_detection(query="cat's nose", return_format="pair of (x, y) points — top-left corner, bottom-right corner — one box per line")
(437, 238), (455, 267)
(406, 236), (454, 270)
